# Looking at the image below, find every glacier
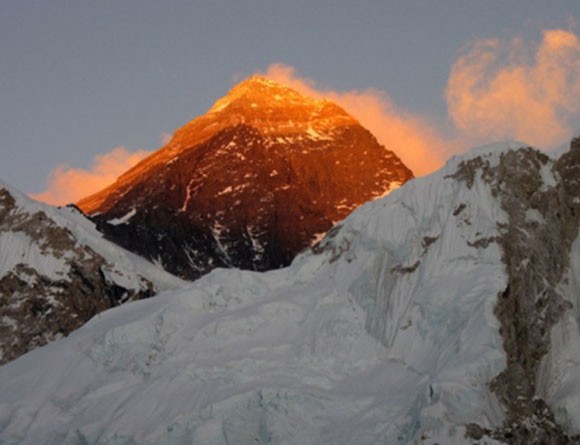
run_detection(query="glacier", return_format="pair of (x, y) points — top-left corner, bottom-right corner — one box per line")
(0, 140), (579, 444)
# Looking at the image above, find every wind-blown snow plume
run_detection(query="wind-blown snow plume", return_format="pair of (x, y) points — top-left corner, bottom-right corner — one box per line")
(447, 29), (580, 147)
(32, 146), (150, 206)
(264, 63), (451, 176)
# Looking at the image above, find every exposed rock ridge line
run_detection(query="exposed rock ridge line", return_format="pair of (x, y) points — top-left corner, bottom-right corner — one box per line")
(0, 184), (181, 365)
(452, 141), (580, 444)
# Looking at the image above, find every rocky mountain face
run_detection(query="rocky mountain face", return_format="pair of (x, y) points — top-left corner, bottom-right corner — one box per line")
(451, 138), (580, 443)
(77, 76), (412, 280)
(0, 181), (183, 365)
(2, 137), (579, 444)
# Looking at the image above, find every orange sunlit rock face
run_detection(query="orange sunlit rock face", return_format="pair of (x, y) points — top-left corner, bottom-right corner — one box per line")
(79, 77), (365, 213)
(77, 76), (413, 279)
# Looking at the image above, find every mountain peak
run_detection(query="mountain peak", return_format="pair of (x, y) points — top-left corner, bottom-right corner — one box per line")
(76, 74), (412, 280)
(208, 75), (332, 115)
(225, 75), (303, 97)
(235, 75), (285, 89)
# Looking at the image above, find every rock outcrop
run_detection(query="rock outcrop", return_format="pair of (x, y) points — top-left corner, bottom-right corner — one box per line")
(0, 181), (183, 364)
(451, 139), (580, 444)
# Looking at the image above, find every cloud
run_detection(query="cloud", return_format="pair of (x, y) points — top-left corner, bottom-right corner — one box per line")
(264, 64), (452, 176)
(32, 146), (151, 206)
(446, 29), (580, 148)
(264, 28), (580, 175)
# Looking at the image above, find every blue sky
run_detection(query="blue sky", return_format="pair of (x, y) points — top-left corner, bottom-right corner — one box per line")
(0, 1), (578, 197)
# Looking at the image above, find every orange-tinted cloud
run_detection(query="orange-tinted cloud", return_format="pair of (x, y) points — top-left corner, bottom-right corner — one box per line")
(447, 29), (580, 147)
(32, 146), (150, 206)
(264, 63), (452, 176)
(265, 29), (580, 174)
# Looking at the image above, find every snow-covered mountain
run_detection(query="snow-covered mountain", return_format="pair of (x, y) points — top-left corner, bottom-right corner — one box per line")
(0, 137), (579, 444)
(0, 180), (184, 365)
(77, 76), (412, 280)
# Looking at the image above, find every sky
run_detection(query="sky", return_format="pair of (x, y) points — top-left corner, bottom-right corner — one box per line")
(1, 1), (579, 204)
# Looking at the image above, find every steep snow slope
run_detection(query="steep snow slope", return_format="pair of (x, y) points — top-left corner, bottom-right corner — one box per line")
(0, 180), (184, 364)
(0, 140), (579, 444)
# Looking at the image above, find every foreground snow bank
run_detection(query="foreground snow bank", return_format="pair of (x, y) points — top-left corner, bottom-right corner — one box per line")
(0, 146), (527, 444)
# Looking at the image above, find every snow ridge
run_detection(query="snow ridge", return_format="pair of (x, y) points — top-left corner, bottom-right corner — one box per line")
(0, 180), (184, 364)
